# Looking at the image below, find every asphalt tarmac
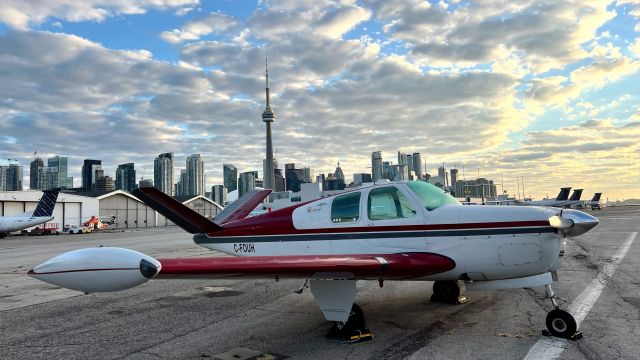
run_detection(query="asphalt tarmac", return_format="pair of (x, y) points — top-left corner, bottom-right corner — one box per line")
(1, 206), (638, 359)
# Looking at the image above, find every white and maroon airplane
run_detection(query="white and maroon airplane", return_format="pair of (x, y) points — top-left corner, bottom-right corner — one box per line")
(29, 181), (598, 340)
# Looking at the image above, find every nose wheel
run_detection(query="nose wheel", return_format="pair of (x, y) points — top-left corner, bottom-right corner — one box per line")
(542, 284), (581, 340)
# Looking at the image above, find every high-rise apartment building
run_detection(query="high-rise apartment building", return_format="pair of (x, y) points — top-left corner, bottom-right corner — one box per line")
(238, 171), (256, 197)
(412, 153), (422, 179)
(154, 152), (174, 196)
(212, 185), (227, 205)
(95, 176), (114, 191)
(0, 159), (23, 191)
(81, 159), (102, 190)
(49, 156), (70, 189)
(382, 161), (391, 180)
(186, 154), (205, 196)
(371, 151), (383, 181)
(450, 168), (458, 195)
(285, 163), (308, 192)
(223, 164), (238, 193)
(176, 169), (187, 197)
(115, 163), (136, 192)
(30, 158), (44, 189)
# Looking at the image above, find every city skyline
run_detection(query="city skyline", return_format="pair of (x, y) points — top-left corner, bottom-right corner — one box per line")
(0, 1), (638, 200)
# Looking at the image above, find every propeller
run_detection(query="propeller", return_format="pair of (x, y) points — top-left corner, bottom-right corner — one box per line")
(549, 209), (598, 237)
(549, 212), (574, 230)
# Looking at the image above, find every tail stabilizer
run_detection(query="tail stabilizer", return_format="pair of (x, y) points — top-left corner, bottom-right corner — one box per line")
(556, 187), (571, 201)
(32, 189), (60, 217)
(592, 193), (602, 202)
(132, 187), (222, 234)
(214, 189), (272, 225)
(569, 189), (583, 201)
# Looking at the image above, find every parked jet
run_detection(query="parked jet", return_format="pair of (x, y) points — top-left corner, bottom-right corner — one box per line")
(583, 193), (602, 210)
(560, 189), (584, 208)
(29, 182), (598, 340)
(0, 189), (60, 238)
(520, 187), (571, 207)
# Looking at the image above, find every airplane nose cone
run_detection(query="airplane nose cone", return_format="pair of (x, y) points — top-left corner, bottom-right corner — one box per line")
(562, 209), (599, 237)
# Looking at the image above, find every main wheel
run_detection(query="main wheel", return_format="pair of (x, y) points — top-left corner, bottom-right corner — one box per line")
(546, 309), (577, 339)
(327, 304), (366, 339)
(432, 281), (460, 303)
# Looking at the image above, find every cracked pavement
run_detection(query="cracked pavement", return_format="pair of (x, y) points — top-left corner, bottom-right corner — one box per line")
(1, 207), (639, 359)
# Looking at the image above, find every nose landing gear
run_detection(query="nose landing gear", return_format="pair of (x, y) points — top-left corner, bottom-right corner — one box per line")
(542, 284), (582, 340)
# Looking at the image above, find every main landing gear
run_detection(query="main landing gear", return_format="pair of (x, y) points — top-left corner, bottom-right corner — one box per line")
(430, 280), (469, 304)
(542, 284), (581, 340)
(327, 304), (372, 342)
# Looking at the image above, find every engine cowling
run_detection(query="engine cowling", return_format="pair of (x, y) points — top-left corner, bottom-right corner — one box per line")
(28, 247), (161, 293)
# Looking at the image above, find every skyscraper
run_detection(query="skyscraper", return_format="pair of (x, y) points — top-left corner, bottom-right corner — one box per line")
(382, 161), (391, 180)
(450, 168), (458, 195)
(30, 158), (44, 189)
(154, 152), (174, 196)
(176, 169), (187, 197)
(223, 164), (238, 193)
(115, 163), (136, 192)
(212, 185), (227, 205)
(285, 163), (308, 192)
(238, 171), (256, 196)
(186, 154), (205, 196)
(412, 153), (422, 179)
(82, 159), (102, 190)
(262, 59), (275, 190)
(0, 159), (23, 191)
(95, 176), (114, 191)
(371, 151), (383, 181)
(333, 162), (344, 180)
(48, 156), (70, 189)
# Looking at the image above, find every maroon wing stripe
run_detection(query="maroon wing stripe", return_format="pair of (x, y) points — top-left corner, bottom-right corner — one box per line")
(157, 253), (455, 280)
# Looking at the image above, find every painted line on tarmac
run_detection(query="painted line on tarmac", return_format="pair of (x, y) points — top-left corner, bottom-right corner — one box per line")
(522, 231), (637, 360)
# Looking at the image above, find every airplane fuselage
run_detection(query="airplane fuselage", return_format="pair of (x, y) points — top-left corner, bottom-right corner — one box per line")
(196, 183), (564, 282)
(0, 215), (54, 234)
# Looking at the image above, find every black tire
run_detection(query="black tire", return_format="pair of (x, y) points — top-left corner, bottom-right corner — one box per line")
(546, 309), (577, 339)
(433, 281), (460, 301)
(327, 304), (366, 339)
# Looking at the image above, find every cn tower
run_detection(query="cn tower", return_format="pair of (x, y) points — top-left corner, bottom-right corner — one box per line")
(262, 59), (275, 190)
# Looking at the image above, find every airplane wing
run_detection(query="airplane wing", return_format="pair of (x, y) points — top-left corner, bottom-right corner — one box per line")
(157, 252), (456, 280)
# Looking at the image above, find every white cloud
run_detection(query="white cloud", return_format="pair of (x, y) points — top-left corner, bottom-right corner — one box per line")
(0, 0), (200, 29)
(315, 6), (371, 39)
(160, 12), (240, 44)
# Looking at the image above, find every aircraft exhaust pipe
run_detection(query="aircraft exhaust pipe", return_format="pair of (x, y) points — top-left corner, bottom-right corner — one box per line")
(28, 247), (161, 293)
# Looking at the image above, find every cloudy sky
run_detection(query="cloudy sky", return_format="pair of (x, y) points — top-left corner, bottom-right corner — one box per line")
(0, 0), (638, 200)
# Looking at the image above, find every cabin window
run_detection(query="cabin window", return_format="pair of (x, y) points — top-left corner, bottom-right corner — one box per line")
(407, 181), (460, 211)
(368, 187), (417, 220)
(331, 192), (361, 223)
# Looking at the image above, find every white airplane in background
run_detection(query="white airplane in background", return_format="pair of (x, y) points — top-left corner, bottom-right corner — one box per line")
(520, 187), (572, 207)
(29, 181), (598, 341)
(0, 189), (60, 238)
(582, 193), (602, 210)
(558, 188), (584, 208)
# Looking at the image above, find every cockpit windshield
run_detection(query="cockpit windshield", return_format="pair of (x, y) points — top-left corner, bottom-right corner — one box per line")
(406, 181), (461, 211)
